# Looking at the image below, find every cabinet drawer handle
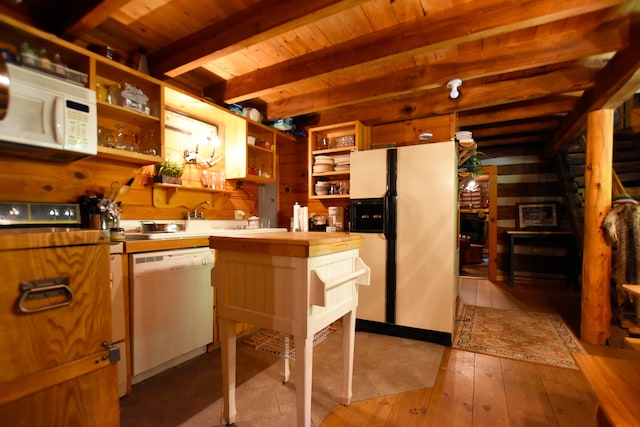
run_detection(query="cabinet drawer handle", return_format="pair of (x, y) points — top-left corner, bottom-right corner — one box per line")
(17, 276), (74, 313)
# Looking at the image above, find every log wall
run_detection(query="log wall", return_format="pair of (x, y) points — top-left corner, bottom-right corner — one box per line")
(481, 147), (574, 282)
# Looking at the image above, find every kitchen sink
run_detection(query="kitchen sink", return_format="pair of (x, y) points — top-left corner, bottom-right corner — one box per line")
(122, 220), (286, 240)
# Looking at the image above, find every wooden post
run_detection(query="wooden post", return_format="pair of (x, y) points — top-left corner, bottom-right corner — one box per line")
(485, 165), (498, 282)
(581, 109), (613, 345)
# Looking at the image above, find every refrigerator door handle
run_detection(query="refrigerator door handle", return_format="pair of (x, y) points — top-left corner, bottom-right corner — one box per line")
(383, 192), (397, 240)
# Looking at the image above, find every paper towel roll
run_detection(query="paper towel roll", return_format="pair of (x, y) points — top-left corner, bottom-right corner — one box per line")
(301, 206), (308, 232)
(293, 202), (300, 231)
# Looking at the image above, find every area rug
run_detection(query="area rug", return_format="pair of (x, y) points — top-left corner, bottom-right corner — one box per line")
(453, 305), (585, 369)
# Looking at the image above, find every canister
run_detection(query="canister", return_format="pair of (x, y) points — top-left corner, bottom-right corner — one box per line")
(327, 206), (344, 231)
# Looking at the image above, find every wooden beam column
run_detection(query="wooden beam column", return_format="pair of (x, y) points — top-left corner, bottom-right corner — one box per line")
(581, 109), (613, 345)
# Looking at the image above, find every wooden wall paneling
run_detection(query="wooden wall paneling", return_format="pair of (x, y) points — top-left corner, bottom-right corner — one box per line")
(276, 138), (308, 229)
(497, 162), (557, 175)
(497, 182), (562, 198)
(0, 154), (243, 221)
(371, 114), (455, 147)
(0, 156), (144, 205)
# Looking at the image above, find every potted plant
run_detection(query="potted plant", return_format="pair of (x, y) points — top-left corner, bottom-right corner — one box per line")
(154, 158), (184, 185)
(461, 154), (483, 177)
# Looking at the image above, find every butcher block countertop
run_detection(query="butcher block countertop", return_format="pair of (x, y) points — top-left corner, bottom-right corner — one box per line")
(123, 237), (210, 253)
(209, 231), (363, 258)
(0, 228), (108, 251)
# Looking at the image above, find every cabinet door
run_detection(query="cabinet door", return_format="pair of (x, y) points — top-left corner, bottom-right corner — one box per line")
(226, 121), (278, 183)
(0, 366), (120, 427)
(0, 244), (119, 426)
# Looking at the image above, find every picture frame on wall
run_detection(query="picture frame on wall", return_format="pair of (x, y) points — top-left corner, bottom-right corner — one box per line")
(516, 203), (558, 230)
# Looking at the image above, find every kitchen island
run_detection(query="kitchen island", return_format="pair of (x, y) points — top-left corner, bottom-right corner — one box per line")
(209, 231), (369, 427)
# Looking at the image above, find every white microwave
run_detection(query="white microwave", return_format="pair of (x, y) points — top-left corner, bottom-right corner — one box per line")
(0, 62), (97, 162)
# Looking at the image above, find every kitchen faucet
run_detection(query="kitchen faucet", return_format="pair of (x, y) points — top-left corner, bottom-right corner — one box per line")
(186, 201), (210, 220)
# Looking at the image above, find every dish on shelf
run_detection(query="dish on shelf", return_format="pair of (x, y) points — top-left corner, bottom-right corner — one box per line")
(313, 164), (333, 173)
(315, 181), (330, 195)
(331, 154), (350, 164)
(314, 155), (333, 164)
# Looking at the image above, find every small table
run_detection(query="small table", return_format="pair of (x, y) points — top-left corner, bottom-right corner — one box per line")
(574, 353), (640, 426)
(209, 232), (369, 427)
(506, 231), (577, 288)
(621, 284), (640, 322)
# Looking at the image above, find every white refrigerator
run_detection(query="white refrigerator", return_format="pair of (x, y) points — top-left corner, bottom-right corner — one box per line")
(349, 142), (458, 344)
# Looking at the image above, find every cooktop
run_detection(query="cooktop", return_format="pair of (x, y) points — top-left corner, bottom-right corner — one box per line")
(0, 202), (80, 226)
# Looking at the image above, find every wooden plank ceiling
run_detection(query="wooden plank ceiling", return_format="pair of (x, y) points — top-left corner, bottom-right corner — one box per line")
(3, 0), (640, 156)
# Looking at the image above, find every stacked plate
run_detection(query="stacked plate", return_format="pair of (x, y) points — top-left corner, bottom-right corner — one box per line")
(313, 155), (334, 173)
(315, 181), (330, 196)
(455, 131), (473, 142)
(332, 153), (350, 171)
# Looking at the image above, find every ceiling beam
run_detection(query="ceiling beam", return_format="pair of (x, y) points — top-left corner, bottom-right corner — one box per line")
(265, 16), (627, 119)
(59, 0), (132, 41)
(458, 97), (578, 127)
(467, 118), (562, 139)
(545, 17), (640, 157)
(477, 135), (549, 148)
(212, 0), (625, 103)
(148, 0), (369, 77)
(312, 68), (589, 127)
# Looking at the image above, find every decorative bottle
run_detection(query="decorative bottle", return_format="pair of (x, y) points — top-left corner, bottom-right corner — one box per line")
(218, 170), (226, 190)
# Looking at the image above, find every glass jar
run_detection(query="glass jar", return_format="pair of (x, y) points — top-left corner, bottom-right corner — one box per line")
(95, 82), (108, 102)
(107, 83), (121, 105)
(110, 227), (125, 242)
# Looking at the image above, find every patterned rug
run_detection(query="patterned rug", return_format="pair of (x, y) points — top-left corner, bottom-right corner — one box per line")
(453, 305), (585, 369)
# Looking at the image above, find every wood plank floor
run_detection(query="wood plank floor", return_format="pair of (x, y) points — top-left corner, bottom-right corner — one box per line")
(320, 277), (635, 427)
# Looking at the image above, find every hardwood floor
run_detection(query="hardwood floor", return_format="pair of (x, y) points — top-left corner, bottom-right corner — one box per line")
(320, 277), (634, 427)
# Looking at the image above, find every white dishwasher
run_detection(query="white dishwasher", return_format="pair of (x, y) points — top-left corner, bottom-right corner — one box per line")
(130, 247), (214, 384)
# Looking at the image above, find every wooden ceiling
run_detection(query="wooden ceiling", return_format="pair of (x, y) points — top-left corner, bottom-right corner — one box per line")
(2, 0), (640, 156)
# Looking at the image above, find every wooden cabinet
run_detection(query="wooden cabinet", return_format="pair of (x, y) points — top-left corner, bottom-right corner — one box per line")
(94, 57), (164, 164)
(0, 229), (119, 426)
(0, 14), (164, 165)
(226, 120), (295, 183)
(0, 16), (91, 87)
(164, 86), (294, 186)
(308, 121), (370, 200)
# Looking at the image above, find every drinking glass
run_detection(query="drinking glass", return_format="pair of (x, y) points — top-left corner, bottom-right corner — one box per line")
(114, 123), (128, 150)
